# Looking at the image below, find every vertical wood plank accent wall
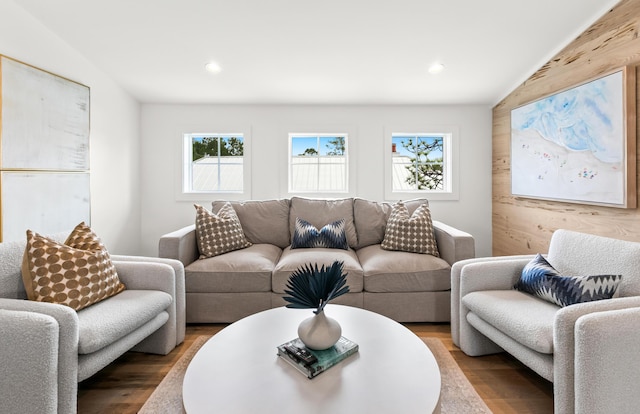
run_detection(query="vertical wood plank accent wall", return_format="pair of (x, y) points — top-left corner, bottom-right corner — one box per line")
(492, 0), (640, 255)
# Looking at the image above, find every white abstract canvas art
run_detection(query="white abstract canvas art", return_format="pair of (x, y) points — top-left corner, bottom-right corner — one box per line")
(511, 68), (635, 208)
(1, 56), (89, 170)
(0, 56), (90, 241)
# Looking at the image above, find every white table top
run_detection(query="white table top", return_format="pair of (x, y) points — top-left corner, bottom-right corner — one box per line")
(183, 305), (441, 414)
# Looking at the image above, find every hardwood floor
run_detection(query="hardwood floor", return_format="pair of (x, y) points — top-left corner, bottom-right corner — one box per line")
(77, 323), (553, 413)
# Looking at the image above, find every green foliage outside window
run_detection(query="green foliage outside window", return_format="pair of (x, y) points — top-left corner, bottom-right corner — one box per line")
(192, 136), (243, 161)
(400, 137), (444, 190)
(325, 136), (345, 156)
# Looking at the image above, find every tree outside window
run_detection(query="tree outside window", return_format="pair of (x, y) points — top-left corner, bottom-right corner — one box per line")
(392, 135), (445, 191)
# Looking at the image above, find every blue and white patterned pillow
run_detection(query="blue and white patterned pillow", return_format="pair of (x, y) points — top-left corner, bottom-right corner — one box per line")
(291, 218), (348, 250)
(514, 254), (622, 307)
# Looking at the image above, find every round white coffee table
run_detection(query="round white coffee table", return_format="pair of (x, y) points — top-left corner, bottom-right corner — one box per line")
(183, 305), (441, 414)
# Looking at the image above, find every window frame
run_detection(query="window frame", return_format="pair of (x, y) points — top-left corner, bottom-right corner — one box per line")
(287, 132), (351, 196)
(178, 128), (252, 201)
(384, 126), (459, 201)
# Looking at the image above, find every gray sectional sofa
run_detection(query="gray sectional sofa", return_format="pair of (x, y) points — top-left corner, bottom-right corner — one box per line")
(159, 197), (475, 323)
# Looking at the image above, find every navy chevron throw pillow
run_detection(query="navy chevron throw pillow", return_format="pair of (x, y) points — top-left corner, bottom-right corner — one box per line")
(514, 254), (622, 307)
(291, 218), (348, 250)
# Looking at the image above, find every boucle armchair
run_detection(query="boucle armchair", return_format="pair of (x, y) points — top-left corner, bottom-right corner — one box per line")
(0, 235), (186, 414)
(451, 229), (640, 414)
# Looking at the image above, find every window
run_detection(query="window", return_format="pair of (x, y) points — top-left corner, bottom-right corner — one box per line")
(182, 133), (246, 193)
(392, 134), (445, 191)
(289, 133), (349, 193)
(385, 128), (458, 200)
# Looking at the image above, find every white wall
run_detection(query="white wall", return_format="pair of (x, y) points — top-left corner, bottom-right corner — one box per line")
(0, 1), (142, 254)
(141, 104), (493, 257)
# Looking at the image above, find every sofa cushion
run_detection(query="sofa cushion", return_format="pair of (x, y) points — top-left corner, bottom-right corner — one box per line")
(515, 254), (622, 307)
(272, 246), (363, 294)
(462, 290), (557, 354)
(357, 244), (451, 292)
(21, 224), (126, 311)
(77, 289), (172, 354)
(354, 198), (429, 249)
(291, 218), (348, 250)
(195, 203), (252, 258)
(381, 202), (439, 256)
(185, 244), (281, 293)
(289, 197), (357, 249)
(212, 199), (291, 248)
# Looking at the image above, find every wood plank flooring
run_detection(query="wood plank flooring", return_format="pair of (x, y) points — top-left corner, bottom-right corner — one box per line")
(77, 323), (553, 413)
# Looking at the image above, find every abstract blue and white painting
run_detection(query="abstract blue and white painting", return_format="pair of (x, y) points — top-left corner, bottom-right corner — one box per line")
(511, 70), (627, 206)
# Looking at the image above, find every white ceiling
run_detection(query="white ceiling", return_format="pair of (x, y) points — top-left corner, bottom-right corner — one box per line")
(14, 0), (621, 105)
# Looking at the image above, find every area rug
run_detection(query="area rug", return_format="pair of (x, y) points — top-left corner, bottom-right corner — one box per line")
(139, 336), (491, 414)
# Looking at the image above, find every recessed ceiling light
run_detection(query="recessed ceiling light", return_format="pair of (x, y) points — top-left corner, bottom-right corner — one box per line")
(428, 63), (445, 75)
(204, 61), (222, 74)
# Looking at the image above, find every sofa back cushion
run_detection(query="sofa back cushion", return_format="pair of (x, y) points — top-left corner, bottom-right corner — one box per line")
(212, 199), (291, 248)
(289, 197), (357, 249)
(548, 229), (640, 297)
(353, 198), (429, 249)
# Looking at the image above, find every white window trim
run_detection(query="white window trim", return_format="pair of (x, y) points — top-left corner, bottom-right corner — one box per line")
(283, 126), (357, 198)
(175, 126), (252, 201)
(384, 126), (459, 201)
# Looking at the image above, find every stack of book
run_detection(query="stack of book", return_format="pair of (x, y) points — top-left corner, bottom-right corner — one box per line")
(276, 336), (359, 379)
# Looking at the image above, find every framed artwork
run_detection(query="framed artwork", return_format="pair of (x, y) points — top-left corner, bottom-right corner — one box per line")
(0, 55), (90, 241)
(1, 172), (91, 242)
(511, 66), (636, 208)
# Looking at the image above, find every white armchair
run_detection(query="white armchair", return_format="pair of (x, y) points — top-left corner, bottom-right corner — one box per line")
(0, 235), (186, 414)
(451, 229), (640, 414)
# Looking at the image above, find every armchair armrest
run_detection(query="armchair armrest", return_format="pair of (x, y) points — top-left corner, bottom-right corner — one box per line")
(158, 224), (198, 267)
(0, 298), (79, 414)
(111, 255), (185, 346)
(432, 220), (475, 266)
(114, 261), (176, 294)
(451, 255), (534, 347)
(112, 259), (185, 353)
(553, 296), (640, 414)
(574, 306), (640, 414)
(0, 309), (60, 414)
(459, 257), (533, 296)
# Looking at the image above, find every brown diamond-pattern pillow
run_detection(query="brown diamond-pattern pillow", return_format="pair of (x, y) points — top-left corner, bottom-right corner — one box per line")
(195, 203), (252, 259)
(381, 202), (440, 256)
(21, 222), (126, 311)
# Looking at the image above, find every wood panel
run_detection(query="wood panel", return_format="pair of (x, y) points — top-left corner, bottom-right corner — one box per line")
(492, 0), (640, 256)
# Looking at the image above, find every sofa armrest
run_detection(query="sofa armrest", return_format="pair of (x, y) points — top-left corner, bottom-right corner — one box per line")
(158, 224), (198, 267)
(553, 296), (640, 414)
(0, 309), (60, 414)
(432, 220), (475, 266)
(574, 307), (640, 414)
(0, 298), (79, 414)
(111, 255), (185, 346)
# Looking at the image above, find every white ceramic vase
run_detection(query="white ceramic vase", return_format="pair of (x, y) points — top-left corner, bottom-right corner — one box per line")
(297, 310), (342, 350)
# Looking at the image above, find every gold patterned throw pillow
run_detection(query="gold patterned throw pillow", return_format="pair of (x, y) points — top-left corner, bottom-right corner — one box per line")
(381, 202), (440, 256)
(21, 222), (126, 311)
(194, 203), (252, 259)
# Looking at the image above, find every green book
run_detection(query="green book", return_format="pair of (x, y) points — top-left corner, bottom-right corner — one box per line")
(277, 336), (359, 379)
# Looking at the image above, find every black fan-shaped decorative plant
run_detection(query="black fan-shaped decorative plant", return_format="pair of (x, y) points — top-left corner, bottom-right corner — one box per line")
(283, 261), (350, 314)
